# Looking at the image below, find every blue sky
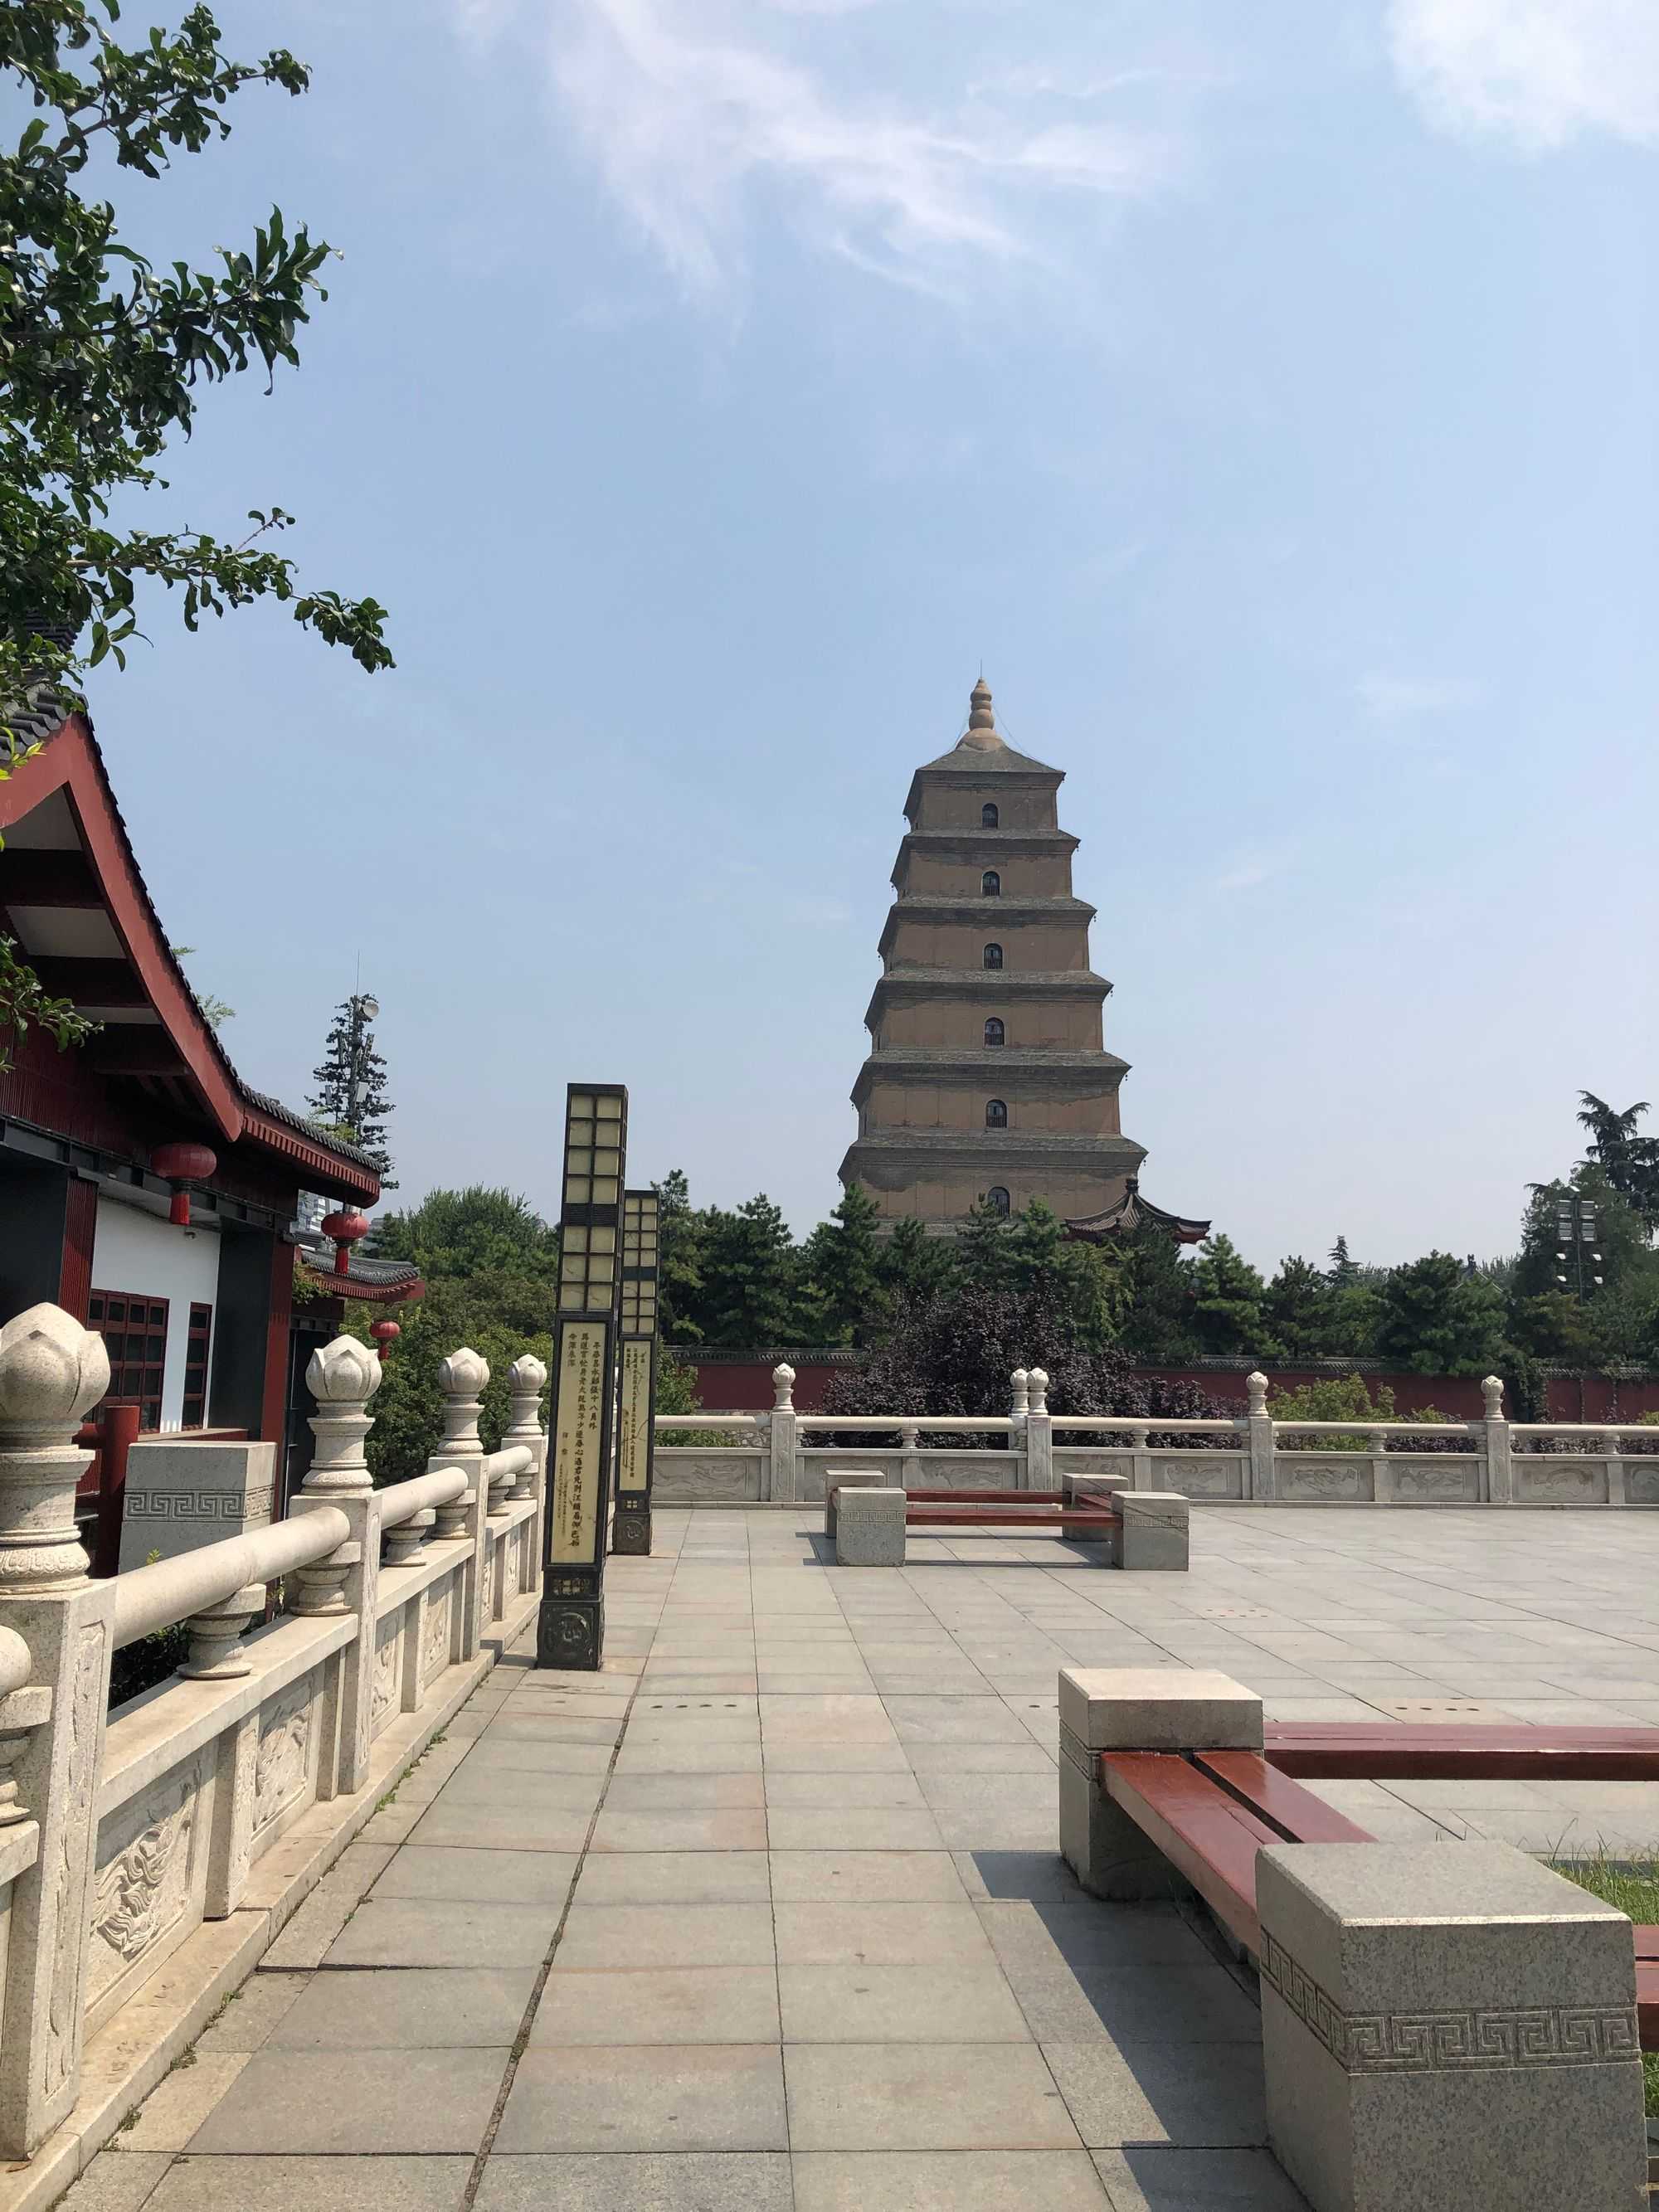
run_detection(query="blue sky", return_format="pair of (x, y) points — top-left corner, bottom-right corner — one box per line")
(80, 0), (1657, 1269)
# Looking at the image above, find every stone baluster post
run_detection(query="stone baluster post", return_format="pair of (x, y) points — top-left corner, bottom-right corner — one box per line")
(770, 1364), (797, 1504)
(1480, 1373), (1512, 1505)
(289, 1335), (384, 1798)
(1606, 1429), (1626, 1508)
(505, 1356), (547, 1504)
(1368, 1427), (1392, 1505)
(426, 1350), (489, 1660)
(899, 1422), (922, 1492)
(506, 1354), (548, 1604)
(0, 1303), (116, 2157)
(1129, 1422), (1152, 1492)
(1009, 1369), (1029, 1482)
(1246, 1370), (1276, 1501)
(1024, 1366), (1052, 1492)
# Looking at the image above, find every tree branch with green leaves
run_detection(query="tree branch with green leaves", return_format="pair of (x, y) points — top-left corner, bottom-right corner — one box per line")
(1, 0), (392, 714)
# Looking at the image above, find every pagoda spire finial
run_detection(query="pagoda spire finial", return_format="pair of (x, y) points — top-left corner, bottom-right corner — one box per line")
(960, 675), (1002, 751)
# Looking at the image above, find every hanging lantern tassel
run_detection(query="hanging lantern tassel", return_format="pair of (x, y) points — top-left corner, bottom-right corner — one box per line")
(150, 1142), (218, 1228)
(320, 1208), (371, 1277)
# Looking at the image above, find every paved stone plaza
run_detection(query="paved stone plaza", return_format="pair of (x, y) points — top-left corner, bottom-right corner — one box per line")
(66, 1505), (1659, 2212)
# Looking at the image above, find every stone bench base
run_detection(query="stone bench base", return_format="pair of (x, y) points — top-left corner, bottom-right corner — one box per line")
(834, 1485), (906, 1566)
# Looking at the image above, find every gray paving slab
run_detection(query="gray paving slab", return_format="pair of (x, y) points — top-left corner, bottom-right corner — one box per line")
(497, 2044), (789, 2153)
(592, 1804), (771, 1852)
(1089, 2146), (1311, 2210)
(770, 1851), (967, 1902)
(372, 1845), (579, 1902)
(779, 1961), (1031, 2042)
(194, 1970), (309, 2053)
(784, 2043), (1082, 2151)
(533, 1965), (781, 2044)
(476, 2153), (793, 2212)
(140, 2157), (474, 2212)
(791, 2148), (1113, 2210)
(1040, 2040), (1268, 2148)
(556, 1902), (776, 1967)
(323, 1897), (557, 1968)
(187, 2047), (505, 2153)
(55, 2153), (172, 2212)
(268, 1966), (536, 2046)
(575, 1850), (773, 1903)
(773, 1900), (994, 1965)
(766, 1807), (947, 1851)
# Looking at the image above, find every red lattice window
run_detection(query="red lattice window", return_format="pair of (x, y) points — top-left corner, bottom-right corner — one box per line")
(88, 1290), (168, 1432)
(182, 1301), (213, 1428)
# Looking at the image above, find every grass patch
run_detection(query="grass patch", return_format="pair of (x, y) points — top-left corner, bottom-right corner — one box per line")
(1552, 1848), (1659, 2119)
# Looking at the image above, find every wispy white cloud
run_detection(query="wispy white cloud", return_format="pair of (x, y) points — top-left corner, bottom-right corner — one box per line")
(1356, 672), (1483, 720)
(1214, 855), (1276, 895)
(484, 0), (1182, 301)
(1387, 0), (1659, 149)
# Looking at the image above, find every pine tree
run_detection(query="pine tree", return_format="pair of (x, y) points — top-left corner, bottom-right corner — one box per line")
(877, 1218), (959, 1308)
(1190, 1234), (1267, 1355)
(795, 1185), (883, 1344)
(309, 993), (396, 1184)
(1263, 1257), (1334, 1359)
(1374, 1252), (1507, 1376)
(654, 1170), (707, 1343)
(1327, 1235), (1360, 1287)
(698, 1194), (797, 1345)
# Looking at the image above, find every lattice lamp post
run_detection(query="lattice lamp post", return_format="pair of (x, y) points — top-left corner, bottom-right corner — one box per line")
(537, 1084), (627, 1670)
(612, 1189), (660, 1557)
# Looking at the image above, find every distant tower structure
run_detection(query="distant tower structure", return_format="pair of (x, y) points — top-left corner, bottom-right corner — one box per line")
(839, 678), (1207, 1241)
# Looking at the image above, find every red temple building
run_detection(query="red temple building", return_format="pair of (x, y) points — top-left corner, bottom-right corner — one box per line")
(0, 689), (421, 1557)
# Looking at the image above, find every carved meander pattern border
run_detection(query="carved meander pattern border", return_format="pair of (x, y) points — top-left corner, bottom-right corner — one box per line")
(1260, 1931), (1639, 2073)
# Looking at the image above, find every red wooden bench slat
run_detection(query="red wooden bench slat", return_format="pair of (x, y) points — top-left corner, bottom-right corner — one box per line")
(1099, 1751), (1276, 1955)
(1263, 1722), (1659, 1782)
(909, 1489), (1069, 1503)
(1637, 1959), (1659, 2052)
(1194, 1751), (1378, 1846)
(905, 1510), (1117, 1530)
(1632, 1926), (1659, 1962)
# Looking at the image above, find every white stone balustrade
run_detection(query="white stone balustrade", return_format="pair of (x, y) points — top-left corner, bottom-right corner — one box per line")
(654, 1361), (1659, 1510)
(0, 1304), (547, 2185)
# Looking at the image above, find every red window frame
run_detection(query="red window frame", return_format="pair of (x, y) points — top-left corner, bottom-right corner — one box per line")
(182, 1301), (213, 1429)
(87, 1289), (168, 1433)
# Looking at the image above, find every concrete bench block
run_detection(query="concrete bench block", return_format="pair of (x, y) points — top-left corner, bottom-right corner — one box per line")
(824, 1470), (888, 1538)
(835, 1485), (907, 1567)
(1118, 1490), (1188, 1573)
(1058, 1666), (1262, 1900)
(1258, 1840), (1647, 2212)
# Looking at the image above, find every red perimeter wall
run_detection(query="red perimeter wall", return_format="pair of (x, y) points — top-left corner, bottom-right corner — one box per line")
(672, 1354), (1659, 1424)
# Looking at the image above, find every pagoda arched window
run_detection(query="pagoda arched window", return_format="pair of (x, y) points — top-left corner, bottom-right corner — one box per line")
(984, 1018), (1005, 1048)
(981, 870), (1000, 897)
(983, 943), (1002, 970)
(981, 802), (999, 829)
(986, 1186), (1010, 1216)
(985, 1099), (1008, 1128)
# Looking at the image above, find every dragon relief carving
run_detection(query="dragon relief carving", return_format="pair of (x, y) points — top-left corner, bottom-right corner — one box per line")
(423, 1589), (452, 1682)
(92, 1774), (194, 1964)
(372, 1620), (400, 1725)
(254, 1680), (313, 1832)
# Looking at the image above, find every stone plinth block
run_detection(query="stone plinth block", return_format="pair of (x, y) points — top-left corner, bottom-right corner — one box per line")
(824, 1471), (888, 1538)
(1058, 1667), (1262, 1902)
(834, 1485), (907, 1567)
(1258, 1840), (1647, 2212)
(117, 1440), (277, 1571)
(1118, 1490), (1189, 1573)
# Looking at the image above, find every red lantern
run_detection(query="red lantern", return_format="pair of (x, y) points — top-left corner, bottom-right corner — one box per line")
(320, 1208), (371, 1277)
(150, 1141), (217, 1227)
(370, 1319), (401, 1364)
